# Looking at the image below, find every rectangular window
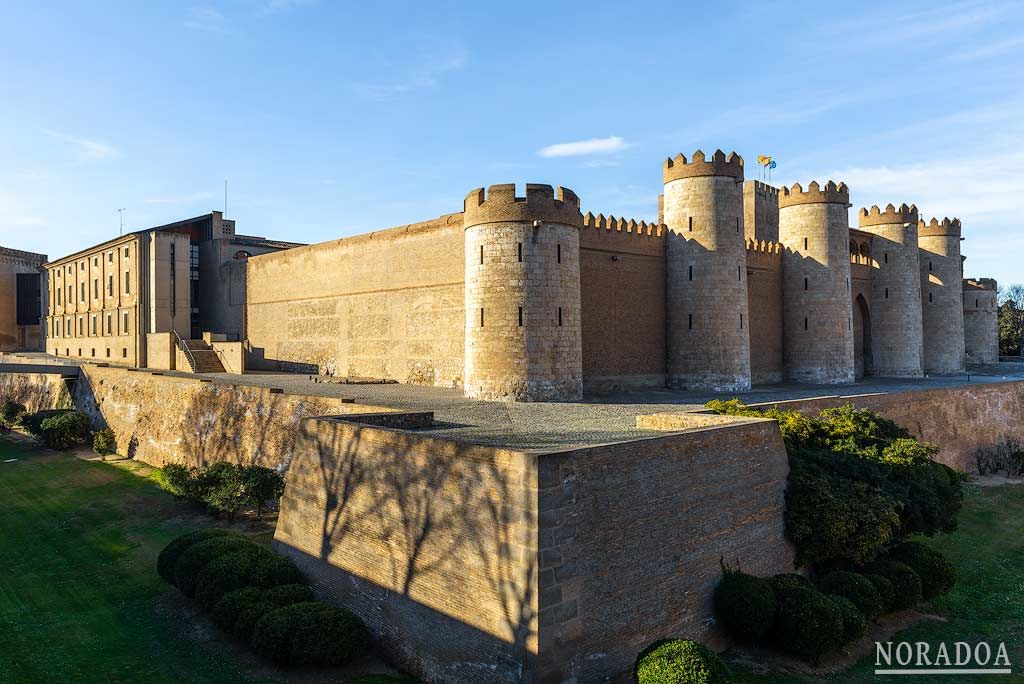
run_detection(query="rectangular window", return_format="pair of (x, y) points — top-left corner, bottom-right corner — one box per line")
(57, 287), (61, 305)
(108, 252), (113, 263)
(106, 349), (111, 358)
(122, 348), (127, 358)
(93, 279), (98, 299)
(80, 283), (85, 301)
(106, 314), (112, 334)
(77, 318), (82, 336)
(125, 272), (130, 294)
(123, 312), (129, 332)
(107, 275), (113, 296)
(91, 316), (96, 335)
(124, 247), (130, 258)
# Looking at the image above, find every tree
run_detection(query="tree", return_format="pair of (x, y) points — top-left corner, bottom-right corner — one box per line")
(998, 284), (1024, 357)
(241, 466), (286, 519)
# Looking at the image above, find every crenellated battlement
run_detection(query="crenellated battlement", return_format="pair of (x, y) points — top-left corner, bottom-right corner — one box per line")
(745, 239), (783, 271)
(582, 212), (663, 237)
(964, 277), (997, 291)
(663, 149), (744, 182)
(858, 203), (919, 228)
(778, 181), (850, 208)
(746, 180), (778, 197)
(463, 183), (582, 229)
(918, 217), (962, 238)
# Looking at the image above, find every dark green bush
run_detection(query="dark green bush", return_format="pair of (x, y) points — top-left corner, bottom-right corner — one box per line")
(0, 400), (26, 429)
(173, 535), (259, 597)
(212, 586), (264, 631)
(713, 571), (776, 643)
(819, 571), (883, 619)
(37, 410), (90, 450)
(768, 573), (813, 593)
(157, 528), (239, 584)
(264, 583), (314, 605)
(772, 586), (844, 661)
(251, 551), (304, 588)
(160, 464), (195, 498)
(863, 560), (923, 610)
(18, 409), (69, 436)
(194, 550), (262, 611)
(203, 462), (247, 521)
(230, 584), (314, 642)
(251, 602), (369, 667)
(864, 573), (897, 613)
(634, 639), (729, 684)
(92, 427), (117, 456)
(240, 465), (286, 519)
(827, 594), (867, 642)
(884, 542), (957, 599)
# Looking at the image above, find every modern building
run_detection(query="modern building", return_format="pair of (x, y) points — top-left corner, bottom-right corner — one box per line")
(0, 246), (47, 352)
(43, 211), (301, 368)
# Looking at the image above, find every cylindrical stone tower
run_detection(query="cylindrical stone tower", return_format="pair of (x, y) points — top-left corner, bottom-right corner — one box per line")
(963, 278), (999, 364)
(858, 203), (924, 377)
(463, 183), (583, 401)
(663, 150), (751, 391)
(919, 217), (966, 374)
(778, 181), (855, 384)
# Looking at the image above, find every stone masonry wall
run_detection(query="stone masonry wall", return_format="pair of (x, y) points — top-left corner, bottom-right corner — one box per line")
(579, 215), (666, 391)
(245, 214), (465, 386)
(533, 419), (793, 682)
(745, 240), (784, 384)
(274, 417), (540, 684)
(68, 364), (396, 468)
(963, 280), (999, 364)
(919, 221), (965, 374)
(753, 379), (1024, 471)
(0, 371), (73, 412)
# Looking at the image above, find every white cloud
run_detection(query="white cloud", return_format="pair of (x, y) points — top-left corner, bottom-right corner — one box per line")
(144, 191), (216, 205)
(949, 35), (1024, 62)
(42, 129), (116, 161)
(184, 6), (232, 34)
(348, 50), (467, 100)
(538, 136), (629, 158)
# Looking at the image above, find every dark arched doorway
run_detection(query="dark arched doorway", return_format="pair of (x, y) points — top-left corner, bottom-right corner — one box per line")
(853, 294), (872, 379)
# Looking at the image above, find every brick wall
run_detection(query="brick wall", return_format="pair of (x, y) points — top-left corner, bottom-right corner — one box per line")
(745, 241), (784, 384)
(579, 217), (666, 390)
(245, 214), (465, 386)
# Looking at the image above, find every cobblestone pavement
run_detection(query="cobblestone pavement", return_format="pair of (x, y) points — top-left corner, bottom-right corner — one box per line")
(5, 353), (1024, 449)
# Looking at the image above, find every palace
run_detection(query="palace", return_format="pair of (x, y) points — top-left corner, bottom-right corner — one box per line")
(5, 150), (1000, 399)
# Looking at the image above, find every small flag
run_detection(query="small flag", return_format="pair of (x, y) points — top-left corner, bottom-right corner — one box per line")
(769, 160), (777, 169)
(757, 155), (773, 166)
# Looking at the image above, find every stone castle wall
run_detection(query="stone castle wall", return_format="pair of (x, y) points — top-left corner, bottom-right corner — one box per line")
(245, 214), (466, 386)
(919, 219), (966, 374)
(963, 278), (999, 364)
(580, 214), (666, 390)
(745, 240), (784, 384)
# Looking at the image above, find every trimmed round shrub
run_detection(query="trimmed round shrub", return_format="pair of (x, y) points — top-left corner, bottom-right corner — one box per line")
(634, 639), (729, 684)
(212, 586), (264, 631)
(713, 571), (776, 643)
(863, 560), (923, 610)
(157, 528), (238, 584)
(38, 410), (90, 450)
(174, 536), (259, 597)
(768, 573), (813, 593)
(195, 550), (263, 611)
(252, 602), (369, 667)
(92, 427), (117, 456)
(772, 586), (844, 661)
(864, 573), (897, 613)
(884, 542), (956, 599)
(251, 551), (304, 588)
(819, 571), (883, 619)
(827, 594), (867, 642)
(231, 584), (314, 641)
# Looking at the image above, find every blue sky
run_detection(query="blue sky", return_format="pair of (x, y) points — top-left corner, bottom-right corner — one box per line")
(0, 0), (1021, 285)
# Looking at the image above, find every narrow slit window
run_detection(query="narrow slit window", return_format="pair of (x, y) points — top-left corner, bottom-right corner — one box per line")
(884, 253), (888, 264)
(736, 217), (740, 233)
(885, 287), (889, 299)
(518, 307), (523, 327)
(557, 244), (561, 263)
(929, 292), (933, 302)
(929, 261), (933, 272)
(804, 277), (809, 291)
(804, 317), (809, 331)
(688, 265), (693, 281)
(480, 308), (484, 327)
(737, 265), (742, 281)
(803, 237), (808, 250)
(558, 307), (563, 327)
(517, 242), (522, 262)
(480, 245), (484, 265)
(849, 317), (852, 330)
(976, 298), (979, 308)
(688, 216), (693, 232)
(739, 313), (744, 329)
(688, 313), (693, 330)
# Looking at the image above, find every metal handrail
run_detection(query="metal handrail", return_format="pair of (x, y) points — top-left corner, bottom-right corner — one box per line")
(172, 329), (197, 372)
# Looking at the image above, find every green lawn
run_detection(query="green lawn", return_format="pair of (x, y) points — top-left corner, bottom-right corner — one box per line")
(731, 482), (1024, 683)
(0, 435), (283, 684)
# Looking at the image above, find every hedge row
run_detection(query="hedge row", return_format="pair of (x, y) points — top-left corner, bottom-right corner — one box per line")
(1, 400), (117, 456)
(157, 528), (368, 668)
(714, 542), (955, 662)
(636, 639), (729, 684)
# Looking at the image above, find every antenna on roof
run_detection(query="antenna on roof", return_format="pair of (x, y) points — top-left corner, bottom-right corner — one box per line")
(117, 208), (126, 235)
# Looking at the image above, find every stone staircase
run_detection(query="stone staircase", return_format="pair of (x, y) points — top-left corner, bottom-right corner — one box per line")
(182, 339), (226, 374)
